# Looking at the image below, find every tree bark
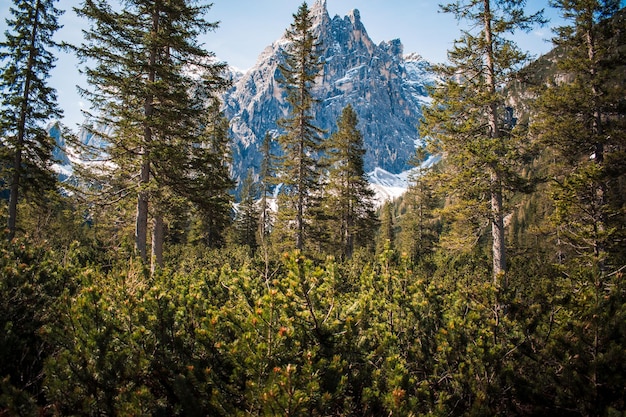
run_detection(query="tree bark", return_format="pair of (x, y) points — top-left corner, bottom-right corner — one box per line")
(483, 0), (506, 281)
(135, 160), (150, 261)
(136, 5), (158, 262)
(151, 214), (164, 274)
(491, 173), (506, 280)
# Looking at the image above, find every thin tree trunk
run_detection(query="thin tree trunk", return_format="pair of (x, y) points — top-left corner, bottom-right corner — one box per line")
(151, 214), (164, 274)
(136, 160), (150, 261)
(483, 0), (506, 281)
(296, 115), (305, 251)
(345, 177), (354, 259)
(491, 174), (506, 280)
(8, 1), (41, 240)
(585, 21), (603, 411)
(136, 5), (158, 262)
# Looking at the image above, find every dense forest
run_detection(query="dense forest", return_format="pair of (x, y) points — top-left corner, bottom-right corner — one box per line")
(1, 0), (625, 416)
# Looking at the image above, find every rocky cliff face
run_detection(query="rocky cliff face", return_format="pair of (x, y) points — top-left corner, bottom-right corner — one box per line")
(222, 0), (435, 184)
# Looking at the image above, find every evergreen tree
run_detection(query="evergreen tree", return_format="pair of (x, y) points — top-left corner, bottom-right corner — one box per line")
(74, 0), (228, 263)
(376, 201), (396, 255)
(534, 0), (625, 270)
(0, 0), (63, 240)
(275, 2), (325, 251)
(420, 0), (545, 282)
(258, 132), (276, 250)
(155, 100), (234, 251)
(532, 2), (626, 413)
(324, 105), (378, 259)
(397, 162), (440, 264)
(234, 169), (260, 252)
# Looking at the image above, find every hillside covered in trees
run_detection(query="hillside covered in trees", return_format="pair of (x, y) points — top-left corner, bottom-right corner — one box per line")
(0, 0), (625, 416)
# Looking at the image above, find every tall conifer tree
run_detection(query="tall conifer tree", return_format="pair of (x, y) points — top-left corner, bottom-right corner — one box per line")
(234, 169), (260, 252)
(275, 1), (325, 251)
(421, 0), (545, 282)
(74, 0), (228, 263)
(0, 0), (63, 240)
(532, 2), (626, 412)
(258, 132), (276, 248)
(397, 163), (440, 263)
(324, 105), (377, 259)
(376, 201), (396, 255)
(534, 0), (625, 269)
(154, 99), (234, 252)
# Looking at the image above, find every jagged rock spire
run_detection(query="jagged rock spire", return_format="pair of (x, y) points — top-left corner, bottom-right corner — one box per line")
(348, 8), (361, 24)
(222, 3), (435, 183)
(310, 0), (330, 29)
(311, 0), (327, 13)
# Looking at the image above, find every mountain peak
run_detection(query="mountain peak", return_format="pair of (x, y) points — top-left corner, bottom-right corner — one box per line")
(311, 0), (330, 28)
(222, 5), (435, 184)
(348, 8), (361, 24)
(311, 0), (327, 12)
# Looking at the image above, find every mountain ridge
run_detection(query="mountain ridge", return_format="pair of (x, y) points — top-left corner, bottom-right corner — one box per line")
(222, 0), (435, 186)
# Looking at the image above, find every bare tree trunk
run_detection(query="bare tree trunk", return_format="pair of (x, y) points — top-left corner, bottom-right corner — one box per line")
(491, 173), (506, 280)
(151, 214), (164, 274)
(136, 159), (150, 261)
(296, 118), (305, 251)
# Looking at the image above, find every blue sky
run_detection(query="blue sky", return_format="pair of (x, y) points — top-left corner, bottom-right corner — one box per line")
(0, 1), (590, 129)
(208, 0), (561, 70)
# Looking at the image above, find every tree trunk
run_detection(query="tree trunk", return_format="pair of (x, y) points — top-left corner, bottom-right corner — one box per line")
(491, 172), (506, 280)
(296, 118), (305, 251)
(136, 6), (158, 262)
(135, 160), (150, 261)
(483, 0), (506, 281)
(8, 1), (41, 240)
(151, 214), (164, 274)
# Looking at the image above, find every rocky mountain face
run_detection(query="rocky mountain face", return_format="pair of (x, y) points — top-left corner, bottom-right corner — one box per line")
(222, 0), (435, 184)
(50, 0), (435, 200)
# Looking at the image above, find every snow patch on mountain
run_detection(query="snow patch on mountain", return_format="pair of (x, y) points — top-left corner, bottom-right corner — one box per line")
(368, 167), (408, 205)
(367, 154), (442, 205)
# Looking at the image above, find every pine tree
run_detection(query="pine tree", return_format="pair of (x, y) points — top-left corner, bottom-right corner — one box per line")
(180, 102), (234, 249)
(376, 201), (396, 255)
(275, 2), (325, 251)
(534, 0), (625, 270)
(0, 0), (63, 240)
(258, 132), (276, 248)
(74, 0), (228, 263)
(324, 105), (378, 259)
(421, 0), (545, 282)
(397, 163), (440, 263)
(234, 169), (260, 252)
(532, 3), (626, 413)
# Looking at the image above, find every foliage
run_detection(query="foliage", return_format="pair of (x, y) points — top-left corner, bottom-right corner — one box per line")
(0, 236), (75, 415)
(1, 2), (625, 416)
(0, 0), (63, 239)
(323, 105), (378, 259)
(397, 164), (442, 264)
(45, 261), (241, 416)
(274, 1), (326, 252)
(421, 0), (545, 280)
(234, 169), (261, 252)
